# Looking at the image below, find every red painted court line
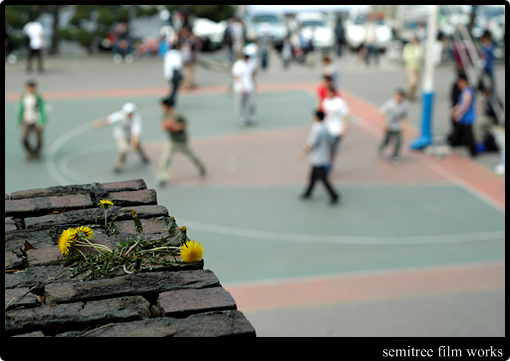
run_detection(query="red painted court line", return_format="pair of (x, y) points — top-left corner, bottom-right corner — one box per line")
(225, 262), (505, 313)
(4, 83), (314, 102)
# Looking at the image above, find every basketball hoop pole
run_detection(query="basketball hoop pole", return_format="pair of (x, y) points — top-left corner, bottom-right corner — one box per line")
(410, 5), (438, 150)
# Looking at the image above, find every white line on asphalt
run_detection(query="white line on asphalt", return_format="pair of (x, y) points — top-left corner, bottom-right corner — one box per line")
(179, 219), (505, 246)
(46, 123), (93, 185)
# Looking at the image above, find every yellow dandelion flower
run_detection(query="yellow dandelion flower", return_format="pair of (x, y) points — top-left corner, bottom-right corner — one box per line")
(98, 199), (114, 209)
(73, 226), (94, 240)
(58, 228), (76, 255)
(179, 240), (204, 263)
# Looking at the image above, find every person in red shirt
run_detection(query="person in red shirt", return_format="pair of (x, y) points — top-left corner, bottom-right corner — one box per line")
(317, 75), (340, 112)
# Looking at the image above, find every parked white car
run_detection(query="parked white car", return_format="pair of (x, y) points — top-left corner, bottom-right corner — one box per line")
(192, 18), (227, 51)
(344, 11), (392, 51)
(295, 12), (335, 51)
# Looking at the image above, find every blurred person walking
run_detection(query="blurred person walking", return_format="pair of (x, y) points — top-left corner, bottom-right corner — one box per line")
(259, 23), (272, 71)
(322, 55), (339, 90)
(112, 22), (133, 64)
(334, 16), (345, 57)
(163, 41), (184, 106)
(316, 75), (339, 112)
(297, 110), (340, 205)
(321, 86), (350, 172)
(17, 80), (46, 160)
(363, 15), (379, 67)
(378, 89), (409, 166)
(402, 37), (422, 101)
(180, 26), (201, 89)
(93, 102), (150, 173)
(232, 50), (257, 125)
(450, 73), (477, 158)
(223, 18), (235, 64)
(446, 69), (466, 147)
(231, 19), (246, 62)
(23, 17), (45, 73)
(156, 98), (206, 186)
(281, 35), (293, 69)
(477, 31), (496, 96)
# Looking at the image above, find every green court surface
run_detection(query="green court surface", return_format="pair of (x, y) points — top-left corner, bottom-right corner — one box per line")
(5, 89), (505, 288)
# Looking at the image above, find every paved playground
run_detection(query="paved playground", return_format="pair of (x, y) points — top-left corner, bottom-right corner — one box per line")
(5, 51), (505, 337)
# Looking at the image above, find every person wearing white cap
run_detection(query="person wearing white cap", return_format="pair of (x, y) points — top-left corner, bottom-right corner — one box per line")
(93, 102), (150, 172)
(231, 49), (257, 125)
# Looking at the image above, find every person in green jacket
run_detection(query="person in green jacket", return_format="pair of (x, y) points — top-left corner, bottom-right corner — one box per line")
(17, 80), (46, 159)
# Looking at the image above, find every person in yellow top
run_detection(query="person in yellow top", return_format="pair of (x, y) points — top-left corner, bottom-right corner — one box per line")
(402, 37), (422, 101)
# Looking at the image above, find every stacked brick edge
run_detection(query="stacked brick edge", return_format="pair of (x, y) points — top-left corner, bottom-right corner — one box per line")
(4, 179), (256, 337)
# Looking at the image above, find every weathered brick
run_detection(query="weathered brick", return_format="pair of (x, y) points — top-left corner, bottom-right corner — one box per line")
(24, 205), (169, 230)
(5, 301), (83, 336)
(5, 265), (73, 290)
(10, 183), (98, 200)
(5, 288), (40, 309)
(44, 270), (220, 304)
(5, 295), (150, 336)
(159, 287), (237, 317)
(114, 217), (168, 235)
(5, 251), (26, 271)
(106, 189), (157, 206)
(5, 217), (16, 231)
(79, 318), (178, 337)
(97, 179), (147, 192)
(5, 229), (55, 252)
(24, 208), (103, 230)
(5, 223), (17, 232)
(175, 310), (256, 337)
(5, 194), (94, 217)
(73, 311), (255, 337)
(26, 246), (63, 267)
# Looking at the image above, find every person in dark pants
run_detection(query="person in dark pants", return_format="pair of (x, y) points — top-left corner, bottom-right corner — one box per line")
(451, 73), (477, 158)
(297, 110), (340, 205)
(17, 80), (46, 160)
(447, 70), (465, 146)
(23, 19), (45, 73)
(163, 42), (183, 106)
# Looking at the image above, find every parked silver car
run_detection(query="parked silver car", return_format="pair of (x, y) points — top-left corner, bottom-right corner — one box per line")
(245, 13), (288, 48)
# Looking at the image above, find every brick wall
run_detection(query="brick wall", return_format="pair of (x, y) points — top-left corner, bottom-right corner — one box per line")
(4, 179), (256, 337)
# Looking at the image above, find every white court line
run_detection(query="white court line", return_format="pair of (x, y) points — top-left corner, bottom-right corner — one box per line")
(46, 122), (93, 185)
(59, 143), (118, 184)
(179, 219), (505, 246)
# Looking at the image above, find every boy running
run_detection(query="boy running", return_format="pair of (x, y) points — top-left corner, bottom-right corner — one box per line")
(378, 89), (409, 166)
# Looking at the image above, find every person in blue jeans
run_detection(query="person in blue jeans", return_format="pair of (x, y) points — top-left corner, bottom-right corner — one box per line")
(451, 73), (477, 158)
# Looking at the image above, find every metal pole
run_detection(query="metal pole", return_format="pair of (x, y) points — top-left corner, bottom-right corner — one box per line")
(410, 4), (438, 150)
